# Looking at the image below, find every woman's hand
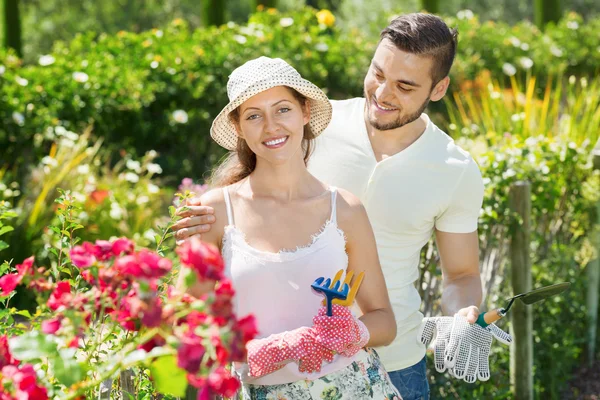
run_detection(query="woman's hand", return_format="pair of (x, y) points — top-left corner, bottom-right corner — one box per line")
(246, 327), (334, 377)
(312, 304), (370, 357)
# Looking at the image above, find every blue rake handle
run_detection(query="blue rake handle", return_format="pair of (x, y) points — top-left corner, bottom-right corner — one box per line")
(311, 276), (349, 316)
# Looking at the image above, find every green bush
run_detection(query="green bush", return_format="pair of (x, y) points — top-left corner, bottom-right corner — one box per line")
(2, 7), (599, 183)
(0, 8), (370, 183)
(0, 128), (174, 288)
(419, 74), (600, 399)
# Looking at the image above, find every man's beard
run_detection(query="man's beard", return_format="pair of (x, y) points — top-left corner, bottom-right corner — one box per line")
(365, 93), (430, 131)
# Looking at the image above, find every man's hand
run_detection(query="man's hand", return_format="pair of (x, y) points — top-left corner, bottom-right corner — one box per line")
(456, 305), (480, 324)
(418, 315), (512, 383)
(172, 197), (216, 245)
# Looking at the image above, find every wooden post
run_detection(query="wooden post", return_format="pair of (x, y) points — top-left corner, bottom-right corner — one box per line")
(201, 0), (225, 27)
(120, 369), (135, 399)
(509, 181), (533, 400)
(587, 139), (600, 366)
(3, 0), (22, 57)
(420, 0), (440, 14)
(534, 0), (563, 29)
(98, 378), (112, 400)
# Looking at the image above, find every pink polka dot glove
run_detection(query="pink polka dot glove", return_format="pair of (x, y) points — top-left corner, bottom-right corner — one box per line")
(312, 304), (370, 357)
(246, 327), (334, 378)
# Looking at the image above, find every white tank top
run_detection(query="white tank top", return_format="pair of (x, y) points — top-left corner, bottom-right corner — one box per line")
(221, 186), (361, 385)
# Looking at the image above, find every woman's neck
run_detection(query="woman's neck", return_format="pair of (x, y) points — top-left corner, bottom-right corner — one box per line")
(244, 155), (323, 202)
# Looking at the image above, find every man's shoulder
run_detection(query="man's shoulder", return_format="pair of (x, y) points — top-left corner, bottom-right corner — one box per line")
(330, 97), (365, 117)
(317, 98), (365, 143)
(425, 116), (476, 166)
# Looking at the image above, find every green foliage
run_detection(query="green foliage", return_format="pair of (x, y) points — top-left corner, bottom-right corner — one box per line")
(2, 8), (600, 184)
(0, 127), (174, 286)
(0, 7), (370, 182)
(445, 11), (600, 84)
(421, 75), (600, 399)
(0, 200), (16, 253)
(148, 355), (188, 397)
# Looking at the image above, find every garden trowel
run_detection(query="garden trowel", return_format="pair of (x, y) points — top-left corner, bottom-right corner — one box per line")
(476, 282), (571, 328)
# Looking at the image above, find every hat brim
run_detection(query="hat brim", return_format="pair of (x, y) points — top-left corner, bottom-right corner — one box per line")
(210, 77), (332, 150)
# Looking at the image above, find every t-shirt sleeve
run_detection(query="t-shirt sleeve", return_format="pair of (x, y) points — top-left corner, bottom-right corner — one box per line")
(435, 157), (484, 233)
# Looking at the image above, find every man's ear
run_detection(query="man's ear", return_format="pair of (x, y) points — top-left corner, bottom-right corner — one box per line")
(303, 102), (311, 125)
(430, 76), (450, 102)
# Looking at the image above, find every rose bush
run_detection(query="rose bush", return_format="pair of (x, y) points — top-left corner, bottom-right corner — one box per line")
(0, 231), (257, 399)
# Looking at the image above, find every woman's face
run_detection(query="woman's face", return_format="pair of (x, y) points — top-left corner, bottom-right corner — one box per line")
(236, 86), (310, 166)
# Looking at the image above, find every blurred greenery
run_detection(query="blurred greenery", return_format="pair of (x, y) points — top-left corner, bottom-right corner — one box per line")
(1, 0), (600, 62)
(422, 74), (600, 399)
(1, 7), (599, 186)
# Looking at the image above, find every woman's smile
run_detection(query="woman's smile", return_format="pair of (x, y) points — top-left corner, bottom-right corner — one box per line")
(262, 135), (289, 149)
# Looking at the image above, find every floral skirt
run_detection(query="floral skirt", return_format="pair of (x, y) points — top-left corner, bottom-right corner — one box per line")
(241, 348), (403, 400)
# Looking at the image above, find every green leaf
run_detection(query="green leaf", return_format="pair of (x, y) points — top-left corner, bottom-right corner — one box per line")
(149, 355), (188, 397)
(1, 211), (17, 218)
(9, 331), (58, 361)
(168, 206), (176, 218)
(183, 267), (197, 289)
(14, 310), (32, 319)
(0, 226), (14, 236)
(0, 241), (8, 252)
(51, 348), (84, 387)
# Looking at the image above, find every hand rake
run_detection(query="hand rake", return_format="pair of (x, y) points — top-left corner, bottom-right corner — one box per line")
(476, 282), (571, 328)
(311, 269), (365, 316)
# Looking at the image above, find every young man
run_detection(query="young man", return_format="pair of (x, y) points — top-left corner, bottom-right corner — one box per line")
(173, 13), (511, 399)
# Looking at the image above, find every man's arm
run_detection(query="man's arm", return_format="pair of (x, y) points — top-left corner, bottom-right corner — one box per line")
(435, 229), (482, 324)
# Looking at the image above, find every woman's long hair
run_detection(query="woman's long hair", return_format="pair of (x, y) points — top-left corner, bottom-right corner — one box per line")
(209, 88), (316, 187)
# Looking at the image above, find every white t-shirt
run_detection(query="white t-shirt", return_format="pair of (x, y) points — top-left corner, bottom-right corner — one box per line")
(308, 98), (484, 372)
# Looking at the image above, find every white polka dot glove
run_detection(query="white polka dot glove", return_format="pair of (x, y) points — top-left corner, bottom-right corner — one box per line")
(418, 314), (512, 383)
(312, 304), (370, 357)
(246, 327), (334, 377)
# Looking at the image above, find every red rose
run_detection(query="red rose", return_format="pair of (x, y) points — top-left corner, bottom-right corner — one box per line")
(111, 238), (134, 257)
(140, 296), (163, 328)
(214, 279), (235, 299)
(138, 334), (166, 353)
(41, 318), (62, 335)
(114, 250), (171, 280)
(207, 366), (240, 397)
(235, 314), (258, 343)
(0, 273), (21, 297)
(47, 281), (72, 311)
(176, 238), (224, 281)
(177, 332), (206, 374)
(0, 335), (18, 369)
(15, 257), (35, 277)
(69, 243), (97, 268)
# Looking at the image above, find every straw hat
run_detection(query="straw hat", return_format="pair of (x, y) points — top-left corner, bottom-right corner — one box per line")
(210, 57), (332, 150)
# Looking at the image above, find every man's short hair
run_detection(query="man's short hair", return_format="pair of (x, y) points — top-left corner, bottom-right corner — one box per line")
(380, 13), (458, 85)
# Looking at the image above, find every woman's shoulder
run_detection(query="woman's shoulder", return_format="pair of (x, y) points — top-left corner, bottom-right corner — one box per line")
(198, 187), (230, 231)
(333, 187), (367, 224)
(199, 186), (226, 208)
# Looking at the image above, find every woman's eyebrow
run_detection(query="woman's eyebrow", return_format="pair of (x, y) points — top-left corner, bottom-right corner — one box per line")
(242, 99), (293, 113)
(271, 99), (293, 107)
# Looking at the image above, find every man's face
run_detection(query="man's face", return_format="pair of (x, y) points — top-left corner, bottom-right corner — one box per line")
(364, 38), (442, 131)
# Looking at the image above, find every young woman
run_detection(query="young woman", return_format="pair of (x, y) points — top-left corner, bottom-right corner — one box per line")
(180, 57), (401, 399)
